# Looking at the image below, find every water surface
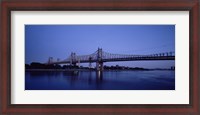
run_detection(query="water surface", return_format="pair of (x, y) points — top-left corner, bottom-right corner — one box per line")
(25, 70), (175, 90)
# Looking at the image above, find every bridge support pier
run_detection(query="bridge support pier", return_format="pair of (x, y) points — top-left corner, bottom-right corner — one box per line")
(96, 62), (103, 71)
(71, 62), (77, 67)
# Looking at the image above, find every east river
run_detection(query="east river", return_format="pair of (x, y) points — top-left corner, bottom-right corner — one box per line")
(25, 70), (175, 90)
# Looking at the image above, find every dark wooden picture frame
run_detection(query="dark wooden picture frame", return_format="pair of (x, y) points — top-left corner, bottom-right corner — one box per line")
(0, 0), (199, 114)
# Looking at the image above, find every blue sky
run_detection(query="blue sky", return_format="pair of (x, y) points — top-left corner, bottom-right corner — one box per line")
(25, 25), (175, 68)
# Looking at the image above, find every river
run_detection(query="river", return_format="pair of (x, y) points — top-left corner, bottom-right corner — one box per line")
(25, 70), (175, 90)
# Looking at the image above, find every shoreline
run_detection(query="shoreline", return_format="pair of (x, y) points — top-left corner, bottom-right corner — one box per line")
(25, 69), (174, 72)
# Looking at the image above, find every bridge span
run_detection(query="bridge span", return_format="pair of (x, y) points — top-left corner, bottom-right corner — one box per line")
(46, 48), (175, 71)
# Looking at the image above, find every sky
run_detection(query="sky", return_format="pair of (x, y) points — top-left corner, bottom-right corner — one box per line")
(25, 25), (175, 69)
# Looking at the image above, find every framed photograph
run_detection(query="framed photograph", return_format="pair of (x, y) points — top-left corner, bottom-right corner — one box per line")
(0, 0), (199, 114)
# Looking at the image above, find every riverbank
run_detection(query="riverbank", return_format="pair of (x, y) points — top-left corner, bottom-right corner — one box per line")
(25, 69), (174, 72)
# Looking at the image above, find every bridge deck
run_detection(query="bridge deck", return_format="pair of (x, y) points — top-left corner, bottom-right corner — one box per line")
(49, 56), (175, 64)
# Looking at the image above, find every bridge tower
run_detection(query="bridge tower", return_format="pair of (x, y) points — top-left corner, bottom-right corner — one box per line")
(89, 56), (92, 69)
(77, 58), (80, 67)
(70, 52), (77, 66)
(48, 57), (53, 64)
(96, 48), (103, 71)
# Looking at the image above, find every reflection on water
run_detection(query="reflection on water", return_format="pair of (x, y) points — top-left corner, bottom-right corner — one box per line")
(25, 70), (175, 90)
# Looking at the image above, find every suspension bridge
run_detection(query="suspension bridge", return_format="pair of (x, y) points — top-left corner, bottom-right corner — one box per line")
(46, 48), (175, 71)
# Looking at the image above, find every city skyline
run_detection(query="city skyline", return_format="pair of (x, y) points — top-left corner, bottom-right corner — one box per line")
(25, 25), (175, 69)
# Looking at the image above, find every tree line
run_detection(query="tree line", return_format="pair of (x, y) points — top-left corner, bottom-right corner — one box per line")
(25, 62), (148, 70)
